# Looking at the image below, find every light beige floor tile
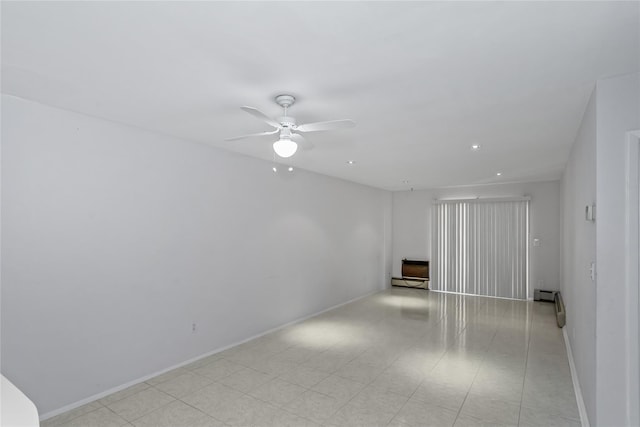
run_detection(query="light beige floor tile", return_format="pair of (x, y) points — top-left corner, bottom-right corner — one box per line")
(325, 399), (399, 427)
(458, 394), (520, 425)
(411, 379), (469, 412)
(526, 352), (570, 370)
(131, 400), (223, 427)
(180, 382), (243, 418)
(468, 376), (523, 404)
(191, 358), (244, 381)
(349, 385), (409, 414)
(311, 375), (364, 403)
(41, 401), (104, 427)
(228, 347), (273, 367)
(476, 362), (525, 383)
(480, 351), (527, 371)
(183, 353), (225, 371)
(389, 400), (458, 427)
(354, 347), (402, 368)
(334, 360), (385, 384)
(425, 365), (478, 390)
(212, 395), (281, 426)
(453, 412), (517, 426)
(277, 365), (329, 388)
(98, 384), (150, 406)
(523, 371), (575, 394)
(43, 289), (580, 427)
(390, 351), (441, 377)
(284, 390), (344, 423)
(436, 352), (485, 372)
(301, 352), (352, 373)
(521, 380), (580, 420)
(214, 342), (254, 358)
(153, 371), (213, 398)
(106, 388), (175, 422)
(269, 409), (320, 427)
(369, 369), (422, 397)
(518, 405), (581, 427)
(273, 346), (316, 364)
(218, 367), (274, 393)
(145, 368), (189, 386)
(60, 407), (128, 427)
(249, 355), (299, 375)
(488, 339), (529, 357)
(249, 377), (308, 407)
(250, 335), (291, 353)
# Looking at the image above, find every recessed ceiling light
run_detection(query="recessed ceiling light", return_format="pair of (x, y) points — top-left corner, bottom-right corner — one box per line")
(288, 167), (294, 172)
(496, 172), (502, 176)
(471, 144), (480, 151)
(347, 160), (355, 165)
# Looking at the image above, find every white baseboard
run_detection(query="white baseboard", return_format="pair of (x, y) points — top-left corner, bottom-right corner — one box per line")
(562, 326), (590, 427)
(39, 289), (379, 421)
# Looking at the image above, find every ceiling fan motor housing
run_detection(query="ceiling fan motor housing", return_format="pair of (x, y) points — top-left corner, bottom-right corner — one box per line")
(277, 116), (296, 128)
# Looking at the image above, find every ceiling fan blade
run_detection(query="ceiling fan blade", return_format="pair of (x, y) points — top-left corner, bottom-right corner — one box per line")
(240, 106), (282, 129)
(225, 128), (279, 141)
(296, 119), (355, 133)
(291, 133), (314, 150)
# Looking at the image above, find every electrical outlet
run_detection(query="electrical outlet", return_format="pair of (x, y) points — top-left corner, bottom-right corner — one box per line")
(192, 322), (197, 333)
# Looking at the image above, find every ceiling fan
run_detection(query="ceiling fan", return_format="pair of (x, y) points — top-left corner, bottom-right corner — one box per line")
(226, 95), (355, 158)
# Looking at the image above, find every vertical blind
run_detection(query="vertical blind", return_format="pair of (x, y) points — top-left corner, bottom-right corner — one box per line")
(432, 197), (529, 300)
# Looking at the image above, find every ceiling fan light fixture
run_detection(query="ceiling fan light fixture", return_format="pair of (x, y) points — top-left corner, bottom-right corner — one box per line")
(273, 138), (298, 158)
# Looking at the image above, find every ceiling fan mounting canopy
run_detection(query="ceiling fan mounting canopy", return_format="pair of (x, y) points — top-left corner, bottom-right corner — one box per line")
(275, 94), (296, 109)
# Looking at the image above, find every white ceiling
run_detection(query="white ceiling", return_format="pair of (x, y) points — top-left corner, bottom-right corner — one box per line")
(2, 2), (638, 190)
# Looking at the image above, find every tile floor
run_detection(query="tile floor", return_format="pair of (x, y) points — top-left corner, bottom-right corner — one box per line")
(42, 288), (580, 427)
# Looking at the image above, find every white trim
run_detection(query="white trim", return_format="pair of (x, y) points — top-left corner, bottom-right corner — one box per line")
(625, 130), (640, 427)
(428, 288), (526, 301)
(563, 327), (591, 427)
(39, 289), (379, 421)
(434, 196), (531, 204)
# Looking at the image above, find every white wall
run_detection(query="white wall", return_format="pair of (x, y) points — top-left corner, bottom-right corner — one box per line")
(594, 72), (640, 426)
(561, 72), (640, 426)
(561, 88), (597, 424)
(0, 95), (392, 416)
(391, 180), (561, 299)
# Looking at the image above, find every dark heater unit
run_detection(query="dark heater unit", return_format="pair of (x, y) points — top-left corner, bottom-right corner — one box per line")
(391, 259), (430, 289)
(534, 289), (557, 302)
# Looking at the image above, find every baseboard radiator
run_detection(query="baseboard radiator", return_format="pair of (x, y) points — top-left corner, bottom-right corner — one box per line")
(555, 291), (566, 328)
